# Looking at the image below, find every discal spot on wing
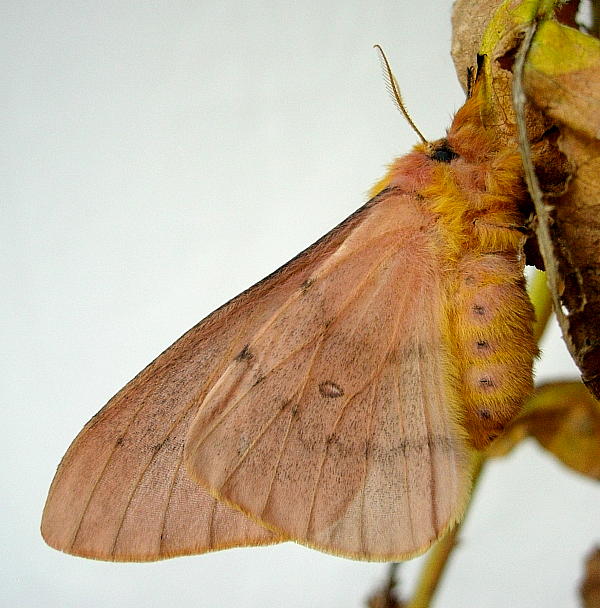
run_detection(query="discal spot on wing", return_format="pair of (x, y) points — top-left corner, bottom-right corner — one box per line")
(319, 381), (344, 398)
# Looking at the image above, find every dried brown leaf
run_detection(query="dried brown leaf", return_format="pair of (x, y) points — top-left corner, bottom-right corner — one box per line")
(451, 0), (504, 92)
(452, 0), (552, 144)
(488, 381), (600, 479)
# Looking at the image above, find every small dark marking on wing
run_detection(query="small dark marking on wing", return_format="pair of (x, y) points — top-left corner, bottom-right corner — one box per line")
(253, 374), (265, 387)
(235, 344), (253, 362)
(301, 278), (314, 292)
(316, 434), (455, 460)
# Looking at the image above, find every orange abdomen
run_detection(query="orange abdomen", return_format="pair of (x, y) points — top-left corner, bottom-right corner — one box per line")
(449, 250), (536, 449)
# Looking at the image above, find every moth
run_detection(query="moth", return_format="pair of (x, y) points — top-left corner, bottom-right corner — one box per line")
(41, 51), (536, 563)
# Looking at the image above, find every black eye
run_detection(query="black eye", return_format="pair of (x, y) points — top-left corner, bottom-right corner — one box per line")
(430, 143), (457, 163)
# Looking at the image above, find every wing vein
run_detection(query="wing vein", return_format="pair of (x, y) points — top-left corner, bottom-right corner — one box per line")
(359, 381), (379, 555)
(372, 265), (418, 554)
(304, 389), (358, 538)
(260, 334), (326, 518)
(394, 367), (416, 548)
(247, 229), (408, 345)
(390, 276), (420, 550)
(157, 451), (185, 557)
(216, 341), (322, 491)
(304, 248), (414, 540)
(191, 242), (404, 450)
(70, 321), (249, 554)
(414, 308), (439, 534)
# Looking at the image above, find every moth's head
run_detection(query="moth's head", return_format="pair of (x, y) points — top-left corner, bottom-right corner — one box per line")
(370, 79), (518, 199)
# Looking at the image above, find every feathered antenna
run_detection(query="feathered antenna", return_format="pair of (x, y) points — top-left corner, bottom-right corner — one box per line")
(373, 44), (428, 145)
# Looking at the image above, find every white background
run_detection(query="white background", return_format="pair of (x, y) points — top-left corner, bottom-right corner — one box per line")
(4, 1), (598, 607)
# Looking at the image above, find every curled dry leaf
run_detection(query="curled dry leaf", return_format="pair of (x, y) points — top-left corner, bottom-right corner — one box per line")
(453, 0), (600, 398)
(451, 0), (504, 92)
(487, 381), (600, 480)
(452, 0), (580, 138)
(581, 546), (600, 608)
(452, 0), (552, 143)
